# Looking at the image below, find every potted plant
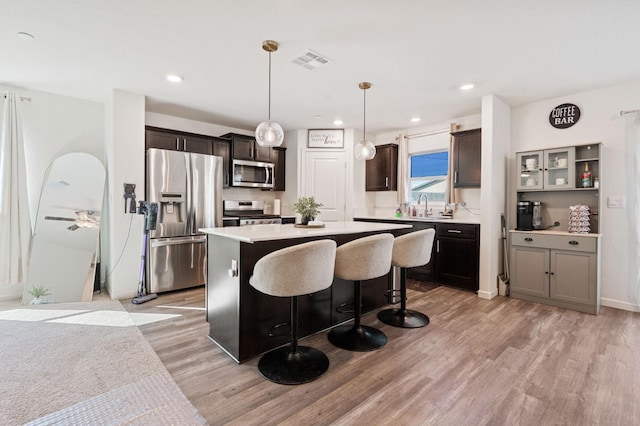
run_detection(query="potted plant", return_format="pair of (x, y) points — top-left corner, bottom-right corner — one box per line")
(27, 285), (51, 305)
(293, 196), (323, 225)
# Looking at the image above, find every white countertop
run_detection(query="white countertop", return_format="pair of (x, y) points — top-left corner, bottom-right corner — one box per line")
(354, 215), (482, 225)
(509, 229), (602, 237)
(200, 221), (412, 243)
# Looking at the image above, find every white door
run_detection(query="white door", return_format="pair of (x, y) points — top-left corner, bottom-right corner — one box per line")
(304, 151), (347, 221)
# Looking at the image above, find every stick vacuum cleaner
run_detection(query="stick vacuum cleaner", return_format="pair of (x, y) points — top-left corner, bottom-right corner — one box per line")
(132, 201), (159, 305)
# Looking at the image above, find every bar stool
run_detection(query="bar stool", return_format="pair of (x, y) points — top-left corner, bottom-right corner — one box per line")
(249, 239), (337, 385)
(328, 233), (394, 351)
(377, 229), (436, 328)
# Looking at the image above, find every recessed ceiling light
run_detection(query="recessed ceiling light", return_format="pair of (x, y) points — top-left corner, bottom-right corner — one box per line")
(166, 74), (183, 83)
(410, 117), (421, 123)
(459, 82), (475, 91)
(333, 119), (343, 126)
(17, 32), (34, 40)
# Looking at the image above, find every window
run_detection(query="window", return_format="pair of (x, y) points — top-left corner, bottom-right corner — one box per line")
(409, 150), (448, 212)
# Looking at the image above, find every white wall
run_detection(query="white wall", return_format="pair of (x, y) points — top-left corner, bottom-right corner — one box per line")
(0, 85), (104, 301)
(289, 128), (357, 220)
(479, 95), (510, 299)
(370, 115), (483, 218)
(103, 90), (145, 299)
(510, 80), (640, 312)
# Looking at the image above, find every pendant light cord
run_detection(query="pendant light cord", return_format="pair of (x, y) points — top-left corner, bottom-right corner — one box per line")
(268, 51), (272, 121)
(362, 87), (366, 136)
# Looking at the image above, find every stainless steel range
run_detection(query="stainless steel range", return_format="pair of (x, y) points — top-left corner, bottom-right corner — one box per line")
(223, 200), (282, 226)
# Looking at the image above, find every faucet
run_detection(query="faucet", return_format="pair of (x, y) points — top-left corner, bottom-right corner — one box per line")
(417, 193), (430, 216)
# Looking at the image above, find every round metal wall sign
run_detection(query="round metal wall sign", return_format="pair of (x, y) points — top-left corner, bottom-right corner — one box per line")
(549, 103), (580, 129)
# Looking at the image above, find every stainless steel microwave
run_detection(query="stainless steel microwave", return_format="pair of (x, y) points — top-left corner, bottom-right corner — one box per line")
(231, 159), (274, 189)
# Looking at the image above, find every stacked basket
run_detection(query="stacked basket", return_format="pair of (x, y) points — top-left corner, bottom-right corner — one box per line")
(568, 205), (590, 233)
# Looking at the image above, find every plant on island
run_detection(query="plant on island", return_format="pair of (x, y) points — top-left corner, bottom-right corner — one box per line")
(293, 196), (323, 225)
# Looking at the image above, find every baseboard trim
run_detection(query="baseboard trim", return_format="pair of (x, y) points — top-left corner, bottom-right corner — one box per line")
(477, 289), (498, 300)
(601, 297), (640, 313)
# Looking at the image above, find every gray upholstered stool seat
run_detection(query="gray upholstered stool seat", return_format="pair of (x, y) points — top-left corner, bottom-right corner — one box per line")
(250, 239), (337, 384)
(327, 233), (394, 351)
(377, 229), (436, 328)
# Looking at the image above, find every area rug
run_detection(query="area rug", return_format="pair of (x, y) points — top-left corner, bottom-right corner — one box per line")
(0, 299), (206, 425)
(406, 278), (439, 292)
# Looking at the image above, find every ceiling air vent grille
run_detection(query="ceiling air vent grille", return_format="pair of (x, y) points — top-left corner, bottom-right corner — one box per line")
(290, 49), (331, 70)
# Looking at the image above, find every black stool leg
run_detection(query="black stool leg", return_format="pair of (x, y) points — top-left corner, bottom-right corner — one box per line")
(258, 296), (329, 385)
(328, 281), (387, 351)
(377, 267), (430, 328)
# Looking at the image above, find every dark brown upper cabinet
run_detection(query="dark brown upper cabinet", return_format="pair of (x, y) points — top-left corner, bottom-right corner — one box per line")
(222, 133), (272, 162)
(212, 137), (231, 188)
(145, 126), (213, 155)
(365, 143), (398, 191)
(451, 128), (481, 188)
(271, 147), (286, 191)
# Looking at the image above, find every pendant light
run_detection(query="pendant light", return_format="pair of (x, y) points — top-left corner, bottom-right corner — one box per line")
(255, 40), (284, 147)
(354, 82), (376, 160)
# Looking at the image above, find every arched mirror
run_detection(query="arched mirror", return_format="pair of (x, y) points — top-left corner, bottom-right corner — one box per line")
(22, 153), (105, 304)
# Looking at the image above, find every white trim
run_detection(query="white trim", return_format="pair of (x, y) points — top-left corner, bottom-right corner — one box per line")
(477, 289), (498, 299)
(601, 297), (640, 313)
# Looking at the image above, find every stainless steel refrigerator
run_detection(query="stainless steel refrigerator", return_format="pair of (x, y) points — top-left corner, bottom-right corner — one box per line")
(146, 148), (223, 293)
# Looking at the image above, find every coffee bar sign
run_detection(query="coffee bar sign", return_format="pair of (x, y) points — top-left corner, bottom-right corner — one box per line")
(549, 103), (581, 129)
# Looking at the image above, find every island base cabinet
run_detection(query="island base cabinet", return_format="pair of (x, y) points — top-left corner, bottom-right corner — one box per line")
(331, 276), (391, 326)
(509, 231), (600, 314)
(206, 232), (396, 363)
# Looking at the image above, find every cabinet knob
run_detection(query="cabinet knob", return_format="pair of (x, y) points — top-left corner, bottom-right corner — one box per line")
(447, 229), (462, 234)
(569, 240), (579, 245)
(545, 271), (549, 275)
(385, 177), (388, 187)
(524, 237), (533, 242)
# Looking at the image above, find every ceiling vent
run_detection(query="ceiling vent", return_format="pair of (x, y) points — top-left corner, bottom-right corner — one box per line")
(290, 49), (331, 70)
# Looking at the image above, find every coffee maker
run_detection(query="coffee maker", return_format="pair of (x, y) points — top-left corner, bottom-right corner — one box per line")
(517, 201), (543, 230)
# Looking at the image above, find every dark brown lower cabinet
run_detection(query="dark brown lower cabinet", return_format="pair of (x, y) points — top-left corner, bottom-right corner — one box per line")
(355, 218), (479, 292)
(435, 235), (479, 291)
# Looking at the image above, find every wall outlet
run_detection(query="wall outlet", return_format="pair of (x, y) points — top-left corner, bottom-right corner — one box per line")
(460, 201), (467, 207)
(607, 196), (626, 208)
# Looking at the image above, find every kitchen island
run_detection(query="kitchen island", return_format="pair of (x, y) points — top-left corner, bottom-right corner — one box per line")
(200, 221), (411, 363)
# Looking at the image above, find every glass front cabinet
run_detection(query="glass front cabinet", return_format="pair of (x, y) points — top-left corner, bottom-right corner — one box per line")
(517, 147), (575, 190)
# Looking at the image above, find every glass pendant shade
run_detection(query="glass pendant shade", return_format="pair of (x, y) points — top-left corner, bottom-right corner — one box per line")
(255, 40), (283, 147)
(355, 139), (376, 160)
(255, 120), (284, 147)
(355, 81), (375, 160)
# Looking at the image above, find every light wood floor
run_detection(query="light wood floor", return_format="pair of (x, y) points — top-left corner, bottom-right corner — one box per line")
(123, 285), (640, 425)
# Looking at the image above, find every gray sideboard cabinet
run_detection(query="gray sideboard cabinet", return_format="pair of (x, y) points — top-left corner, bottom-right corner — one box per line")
(509, 231), (601, 314)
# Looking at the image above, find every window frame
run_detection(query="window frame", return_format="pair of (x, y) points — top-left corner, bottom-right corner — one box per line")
(408, 148), (450, 212)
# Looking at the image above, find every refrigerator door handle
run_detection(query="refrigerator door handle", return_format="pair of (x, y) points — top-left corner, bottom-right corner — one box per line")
(151, 236), (207, 247)
(185, 154), (194, 234)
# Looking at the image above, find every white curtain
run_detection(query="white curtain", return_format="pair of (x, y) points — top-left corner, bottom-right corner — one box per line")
(624, 112), (640, 306)
(396, 134), (409, 207)
(0, 92), (32, 287)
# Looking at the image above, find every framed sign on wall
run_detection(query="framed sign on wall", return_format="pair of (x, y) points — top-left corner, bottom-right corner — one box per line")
(308, 129), (344, 148)
(549, 103), (581, 129)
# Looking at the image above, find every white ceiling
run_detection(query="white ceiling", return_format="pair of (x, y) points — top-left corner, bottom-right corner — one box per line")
(3, 1), (640, 135)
